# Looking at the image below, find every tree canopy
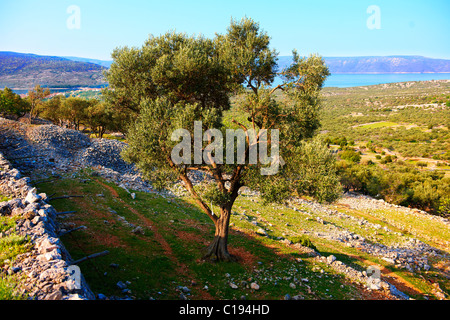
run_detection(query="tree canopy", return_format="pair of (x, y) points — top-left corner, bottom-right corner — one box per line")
(106, 17), (340, 261)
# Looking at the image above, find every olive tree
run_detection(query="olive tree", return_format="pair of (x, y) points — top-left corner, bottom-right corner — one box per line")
(27, 85), (50, 123)
(0, 87), (30, 120)
(106, 18), (339, 261)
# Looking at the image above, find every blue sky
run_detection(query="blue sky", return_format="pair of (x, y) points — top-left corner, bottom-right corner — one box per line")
(0, 0), (449, 60)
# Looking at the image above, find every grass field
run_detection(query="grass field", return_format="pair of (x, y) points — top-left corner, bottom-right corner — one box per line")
(357, 121), (399, 129)
(29, 169), (449, 300)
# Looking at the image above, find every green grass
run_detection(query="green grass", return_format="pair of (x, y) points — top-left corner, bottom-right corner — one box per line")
(31, 168), (450, 300)
(35, 171), (378, 300)
(0, 275), (25, 300)
(358, 121), (399, 129)
(0, 214), (31, 300)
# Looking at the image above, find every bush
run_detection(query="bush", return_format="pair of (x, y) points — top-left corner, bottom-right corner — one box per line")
(0, 87), (30, 119)
(416, 161), (428, 168)
(340, 149), (361, 163)
(438, 198), (450, 217)
(337, 161), (449, 214)
(380, 155), (393, 164)
(292, 138), (343, 203)
(289, 235), (316, 250)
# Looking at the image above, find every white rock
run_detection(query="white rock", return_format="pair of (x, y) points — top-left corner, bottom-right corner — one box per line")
(327, 255), (337, 264)
(250, 283), (260, 290)
(25, 188), (41, 204)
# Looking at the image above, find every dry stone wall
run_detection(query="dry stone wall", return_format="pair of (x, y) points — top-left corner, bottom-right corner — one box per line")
(0, 152), (95, 300)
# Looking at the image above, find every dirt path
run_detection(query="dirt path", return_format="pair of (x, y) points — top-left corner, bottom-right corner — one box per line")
(95, 179), (215, 299)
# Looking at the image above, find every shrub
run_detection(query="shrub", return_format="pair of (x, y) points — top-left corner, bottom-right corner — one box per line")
(289, 235), (316, 250)
(340, 149), (361, 163)
(416, 161), (428, 168)
(438, 198), (450, 217)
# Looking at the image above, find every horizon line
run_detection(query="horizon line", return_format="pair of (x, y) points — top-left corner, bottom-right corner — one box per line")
(2, 50), (450, 63)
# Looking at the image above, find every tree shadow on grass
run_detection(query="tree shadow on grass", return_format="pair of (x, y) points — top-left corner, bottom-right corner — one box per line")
(36, 175), (398, 300)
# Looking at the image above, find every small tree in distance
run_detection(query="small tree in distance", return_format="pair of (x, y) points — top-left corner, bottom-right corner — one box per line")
(27, 85), (50, 123)
(106, 17), (340, 262)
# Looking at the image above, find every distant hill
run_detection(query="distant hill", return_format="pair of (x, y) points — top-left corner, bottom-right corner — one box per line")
(63, 56), (113, 68)
(0, 52), (107, 89)
(277, 55), (450, 74)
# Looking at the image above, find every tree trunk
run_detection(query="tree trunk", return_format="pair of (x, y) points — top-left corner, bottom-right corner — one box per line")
(203, 206), (236, 262)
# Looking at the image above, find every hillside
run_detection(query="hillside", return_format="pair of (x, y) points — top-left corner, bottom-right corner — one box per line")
(277, 56), (450, 74)
(63, 56), (113, 69)
(0, 52), (107, 89)
(0, 115), (448, 301)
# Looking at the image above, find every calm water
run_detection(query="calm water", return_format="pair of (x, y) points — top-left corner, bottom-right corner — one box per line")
(274, 73), (450, 88)
(10, 85), (107, 95)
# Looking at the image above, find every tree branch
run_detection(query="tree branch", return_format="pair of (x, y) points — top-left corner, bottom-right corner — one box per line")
(179, 173), (218, 223)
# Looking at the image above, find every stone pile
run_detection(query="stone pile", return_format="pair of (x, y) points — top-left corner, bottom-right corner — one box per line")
(28, 124), (91, 158)
(0, 118), (157, 194)
(289, 196), (447, 274)
(0, 152), (94, 300)
(75, 138), (134, 174)
(339, 193), (450, 227)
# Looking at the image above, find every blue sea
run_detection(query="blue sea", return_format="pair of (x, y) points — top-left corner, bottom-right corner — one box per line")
(274, 73), (450, 88)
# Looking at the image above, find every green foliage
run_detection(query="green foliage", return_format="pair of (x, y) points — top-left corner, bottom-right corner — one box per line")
(289, 235), (317, 250)
(0, 215), (30, 300)
(217, 17), (278, 91)
(37, 95), (116, 137)
(340, 149), (361, 163)
(243, 138), (342, 205)
(292, 138), (342, 203)
(0, 275), (25, 300)
(416, 161), (428, 168)
(438, 197), (450, 217)
(0, 87), (30, 119)
(83, 99), (113, 138)
(27, 85), (51, 122)
(60, 97), (90, 130)
(337, 161), (450, 213)
(198, 182), (232, 207)
(119, 17), (335, 205)
(112, 18), (337, 260)
(104, 30), (232, 133)
(380, 155), (393, 164)
(320, 82), (450, 160)
(38, 95), (63, 124)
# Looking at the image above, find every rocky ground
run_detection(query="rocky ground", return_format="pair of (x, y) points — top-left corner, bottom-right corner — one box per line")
(0, 117), (449, 300)
(0, 118), (154, 193)
(0, 152), (94, 300)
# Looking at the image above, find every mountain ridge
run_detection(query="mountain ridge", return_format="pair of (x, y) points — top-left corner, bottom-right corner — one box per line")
(0, 51), (107, 89)
(278, 55), (450, 74)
